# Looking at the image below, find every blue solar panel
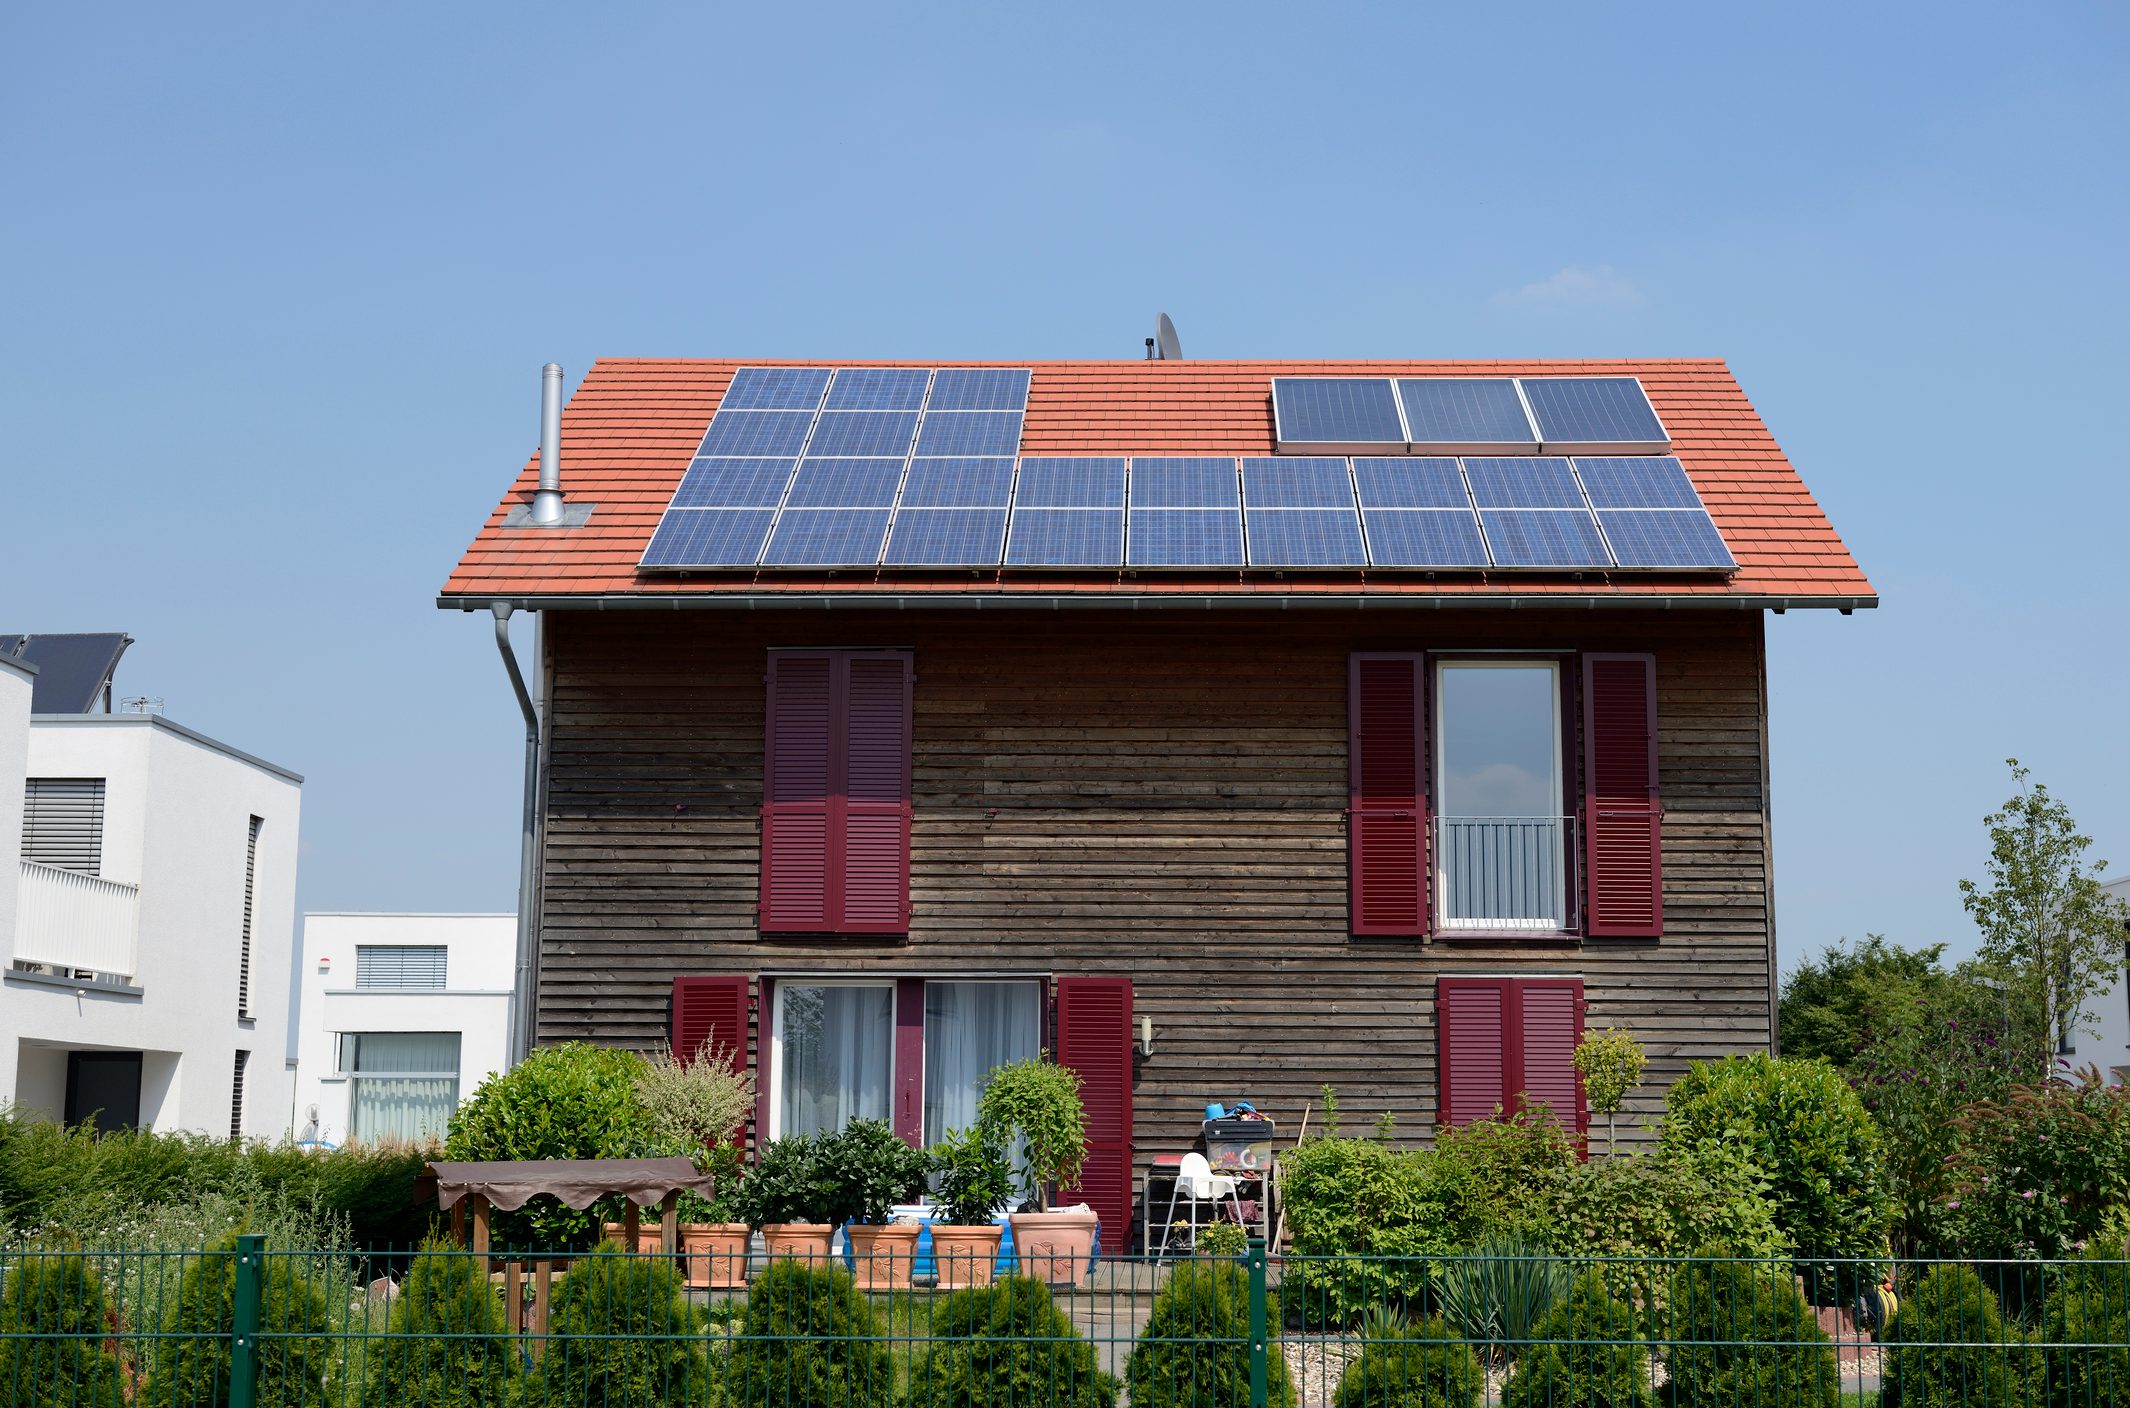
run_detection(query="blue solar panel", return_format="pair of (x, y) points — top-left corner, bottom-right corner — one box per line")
(1241, 457), (1355, 508)
(1014, 458), (1127, 508)
(883, 509), (1009, 566)
(698, 411), (816, 457)
(784, 459), (906, 508)
(825, 368), (931, 411)
(900, 457), (1014, 507)
(914, 412), (1023, 457)
(1128, 509), (1244, 566)
(1520, 378), (1668, 450)
(718, 367), (832, 411)
(1480, 510), (1612, 567)
(926, 368), (1033, 411)
(1245, 510), (1367, 566)
(760, 509), (892, 566)
(1360, 510), (1491, 568)
(1572, 456), (1702, 509)
(640, 508), (776, 567)
(805, 411), (920, 457)
(1463, 457), (1586, 509)
(1271, 378), (1406, 448)
(1004, 508), (1123, 566)
(1394, 379), (1537, 450)
(1597, 510), (1736, 568)
(670, 458), (797, 509)
(1352, 457), (1470, 509)
(1130, 457), (1239, 508)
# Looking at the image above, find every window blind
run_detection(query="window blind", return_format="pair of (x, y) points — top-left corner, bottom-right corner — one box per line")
(22, 778), (105, 874)
(354, 945), (449, 991)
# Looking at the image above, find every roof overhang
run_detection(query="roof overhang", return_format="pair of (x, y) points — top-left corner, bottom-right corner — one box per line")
(442, 591), (1875, 614)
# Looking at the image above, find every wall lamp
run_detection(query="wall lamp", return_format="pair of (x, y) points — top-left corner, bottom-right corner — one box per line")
(1136, 1015), (1155, 1058)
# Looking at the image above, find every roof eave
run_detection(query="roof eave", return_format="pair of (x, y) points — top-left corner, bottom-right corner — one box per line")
(438, 591), (1878, 614)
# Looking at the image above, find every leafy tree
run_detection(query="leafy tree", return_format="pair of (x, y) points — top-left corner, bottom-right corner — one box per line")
(0, 1249), (124, 1408)
(976, 1055), (1085, 1211)
(1779, 935), (1964, 1069)
(1572, 1027), (1646, 1154)
(361, 1236), (517, 1408)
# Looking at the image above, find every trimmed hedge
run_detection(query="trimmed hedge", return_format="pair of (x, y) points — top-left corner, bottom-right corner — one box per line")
(0, 1250), (125, 1408)
(527, 1241), (714, 1408)
(361, 1237), (517, 1408)
(140, 1235), (334, 1408)
(726, 1259), (893, 1408)
(1881, 1263), (2036, 1408)
(1126, 1259), (1297, 1408)
(1501, 1270), (1652, 1408)
(1334, 1317), (1481, 1408)
(1663, 1255), (1838, 1408)
(908, 1276), (1116, 1408)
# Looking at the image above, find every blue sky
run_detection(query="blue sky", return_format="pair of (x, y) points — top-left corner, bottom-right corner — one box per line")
(3, 3), (2124, 972)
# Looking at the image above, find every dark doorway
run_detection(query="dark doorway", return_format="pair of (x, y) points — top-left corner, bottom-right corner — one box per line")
(64, 1051), (143, 1132)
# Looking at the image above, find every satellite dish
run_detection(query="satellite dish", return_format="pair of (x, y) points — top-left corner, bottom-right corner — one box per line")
(1154, 312), (1182, 361)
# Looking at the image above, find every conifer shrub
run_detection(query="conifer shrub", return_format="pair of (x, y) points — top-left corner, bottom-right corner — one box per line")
(906, 1275), (1116, 1408)
(1663, 1254), (1838, 1408)
(1501, 1269), (1651, 1408)
(1125, 1259), (1297, 1408)
(1880, 1263), (2036, 1408)
(725, 1258), (893, 1408)
(2039, 1244), (2130, 1408)
(0, 1249), (125, 1408)
(1333, 1315), (1481, 1408)
(526, 1240), (714, 1408)
(361, 1237), (517, 1408)
(141, 1236), (334, 1408)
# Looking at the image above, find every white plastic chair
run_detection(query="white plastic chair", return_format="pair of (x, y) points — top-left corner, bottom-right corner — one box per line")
(1157, 1152), (1244, 1261)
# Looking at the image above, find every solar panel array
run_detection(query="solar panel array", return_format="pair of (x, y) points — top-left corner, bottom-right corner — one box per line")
(1272, 375), (1670, 455)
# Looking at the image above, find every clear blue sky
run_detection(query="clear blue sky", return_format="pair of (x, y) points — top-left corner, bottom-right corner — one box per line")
(4, 3), (2125, 973)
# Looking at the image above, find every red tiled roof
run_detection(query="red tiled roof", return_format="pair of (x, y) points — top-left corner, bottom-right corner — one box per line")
(439, 359), (1873, 606)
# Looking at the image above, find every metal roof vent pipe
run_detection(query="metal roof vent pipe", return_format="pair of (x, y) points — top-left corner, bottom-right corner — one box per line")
(530, 362), (567, 525)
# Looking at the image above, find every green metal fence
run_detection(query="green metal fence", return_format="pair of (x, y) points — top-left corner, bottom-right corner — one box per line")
(3, 1239), (2126, 1406)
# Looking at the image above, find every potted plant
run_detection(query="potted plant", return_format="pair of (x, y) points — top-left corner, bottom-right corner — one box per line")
(678, 1142), (751, 1289)
(730, 1133), (839, 1262)
(632, 1038), (759, 1284)
(821, 1118), (931, 1290)
(927, 1125), (1014, 1289)
(977, 1054), (1097, 1286)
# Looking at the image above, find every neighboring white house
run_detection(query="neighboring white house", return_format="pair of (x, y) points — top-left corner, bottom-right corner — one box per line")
(2065, 874), (2130, 1085)
(3, 634), (303, 1139)
(288, 913), (514, 1146)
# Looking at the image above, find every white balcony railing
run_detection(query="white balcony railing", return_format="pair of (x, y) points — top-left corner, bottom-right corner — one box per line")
(1435, 816), (1576, 931)
(14, 860), (140, 979)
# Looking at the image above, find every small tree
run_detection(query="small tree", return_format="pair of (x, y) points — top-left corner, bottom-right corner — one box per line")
(0, 1250), (124, 1408)
(1126, 1259), (1297, 1408)
(361, 1236), (517, 1408)
(1572, 1027), (1645, 1155)
(726, 1259), (894, 1408)
(526, 1240), (713, 1408)
(141, 1236), (333, 1408)
(1958, 759), (2130, 1074)
(976, 1056), (1086, 1212)
(908, 1276), (1117, 1408)
(1501, 1269), (1650, 1408)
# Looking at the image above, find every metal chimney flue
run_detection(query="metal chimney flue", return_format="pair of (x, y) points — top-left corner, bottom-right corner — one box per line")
(530, 362), (566, 525)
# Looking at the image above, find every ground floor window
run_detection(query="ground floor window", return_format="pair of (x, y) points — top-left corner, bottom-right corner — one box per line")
(340, 1032), (461, 1142)
(775, 983), (895, 1137)
(923, 981), (1042, 1145)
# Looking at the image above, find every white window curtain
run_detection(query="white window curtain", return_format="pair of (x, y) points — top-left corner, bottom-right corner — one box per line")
(342, 1032), (461, 1144)
(922, 981), (1041, 1146)
(778, 985), (893, 1137)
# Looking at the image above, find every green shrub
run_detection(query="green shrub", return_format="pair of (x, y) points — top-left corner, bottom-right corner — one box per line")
(816, 1118), (931, 1226)
(1664, 1254), (1838, 1408)
(1194, 1219), (1250, 1257)
(0, 1249), (124, 1408)
(1280, 1136), (1459, 1326)
(360, 1236), (517, 1408)
(1431, 1239), (1570, 1361)
(1431, 1110), (1578, 1241)
(728, 1134), (837, 1229)
(141, 1235), (334, 1408)
(907, 1275), (1117, 1408)
(1661, 1053), (1893, 1268)
(526, 1240), (713, 1408)
(929, 1125), (1014, 1227)
(1126, 1259), (1296, 1408)
(1946, 1071), (2130, 1260)
(725, 1258), (893, 1408)
(1501, 1269), (1651, 1408)
(1881, 1263), (2035, 1408)
(1334, 1316), (1481, 1408)
(2038, 1245), (2129, 1408)
(444, 1043), (667, 1248)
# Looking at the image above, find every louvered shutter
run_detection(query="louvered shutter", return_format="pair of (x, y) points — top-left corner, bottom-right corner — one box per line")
(1438, 977), (1587, 1136)
(1054, 977), (1134, 1250)
(22, 778), (106, 874)
(1348, 655), (1429, 935)
(1437, 979), (1507, 1127)
(672, 976), (753, 1144)
(762, 654), (835, 931)
(1581, 653), (1662, 937)
(1517, 980), (1587, 1135)
(838, 654), (913, 933)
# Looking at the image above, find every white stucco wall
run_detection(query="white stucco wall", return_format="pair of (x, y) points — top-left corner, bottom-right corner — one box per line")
(289, 912), (515, 1146)
(2066, 874), (2130, 1084)
(3, 714), (302, 1138)
(0, 657), (32, 966)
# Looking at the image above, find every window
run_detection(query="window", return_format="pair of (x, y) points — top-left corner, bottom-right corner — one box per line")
(355, 945), (449, 991)
(1435, 660), (1567, 930)
(921, 981), (1042, 1145)
(22, 778), (105, 874)
(237, 816), (261, 1017)
(339, 1032), (462, 1142)
(1437, 977), (1584, 1133)
(230, 1049), (250, 1141)
(772, 984), (894, 1138)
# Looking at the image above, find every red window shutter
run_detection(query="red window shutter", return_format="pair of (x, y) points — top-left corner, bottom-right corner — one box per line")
(762, 654), (835, 931)
(838, 654), (913, 933)
(1439, 977), (1587, 1137)
(1349, 654), (1429, 936)
(1581, 653), (1662, 938)
(671, 976), (753, 1143)
(1515, 979), (1587, 1136)
(1437, 978), (1507, 1127)
(1054, 977), (1134, 1250)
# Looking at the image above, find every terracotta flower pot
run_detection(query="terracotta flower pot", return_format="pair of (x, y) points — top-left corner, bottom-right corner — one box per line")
(599, 1222), (667, 1255)
(1008, 1210), (1099, 1288)
(760, 1223), (836, 1264)
(845, 1223), (922, 1290)
(680, 1223), (751, 1289)
(929, 1224), (1005, 1290)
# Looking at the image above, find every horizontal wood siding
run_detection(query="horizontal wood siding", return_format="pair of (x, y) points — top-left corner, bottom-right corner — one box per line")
(537, 609), (1774, 1197)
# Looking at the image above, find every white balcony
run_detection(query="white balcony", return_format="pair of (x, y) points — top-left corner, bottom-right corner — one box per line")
(1435, 816), (1577, 932)
(14, 860), (140, 979)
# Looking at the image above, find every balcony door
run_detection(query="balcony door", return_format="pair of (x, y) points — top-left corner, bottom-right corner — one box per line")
(1435, 660), (1569, 930)
(65, 1051), (142, 1132)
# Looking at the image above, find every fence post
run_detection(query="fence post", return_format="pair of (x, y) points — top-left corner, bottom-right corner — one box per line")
(1247, 1237), (1269, 1408)
(231, 1234), (265, 1408)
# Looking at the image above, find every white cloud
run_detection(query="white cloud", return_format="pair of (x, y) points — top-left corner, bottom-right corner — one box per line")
(1495, 264), (1645, 311)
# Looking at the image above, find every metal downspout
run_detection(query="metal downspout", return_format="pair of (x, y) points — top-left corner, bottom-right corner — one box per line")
(492, 602), (542, 1066)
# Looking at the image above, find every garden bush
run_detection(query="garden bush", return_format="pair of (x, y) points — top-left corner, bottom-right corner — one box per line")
(727, 1134), (837, 1229)
(1333, 1316), (1481, 1408)
(1661, 1053), (1893, 1268)
(1126, 1258), (1296, 1408)
(0, 1249), (124, 1408)
(1945, 1069), (2130, 1260)
(907, 1275), (1117, 1408)
(1278, 1135), (1451, 1326)
(1501, 1269), (1652, 1408)
(1880, 1263), (2036, 1408)
(2038, 1244), (2130, 1408)
(526, 1240), (713, 1408)
(1429, 1109), (1578, 1241)
(141, 1234), (334, 1408)
(360, 1236), (517, 1408)
(816, 1118), (930, 1226)
(725, 1258), (893, 1408)
(1431, 1238), (1569, 1360)
(1663, 1253), (1838, 1408)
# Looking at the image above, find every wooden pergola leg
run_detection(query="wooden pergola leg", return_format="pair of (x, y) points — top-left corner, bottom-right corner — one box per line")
(471, 1194), (491, 1277)
(660, 1192), (679, 1256)
(623, 1201), (641, 1252)
(450, 1199), (467, 1247)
